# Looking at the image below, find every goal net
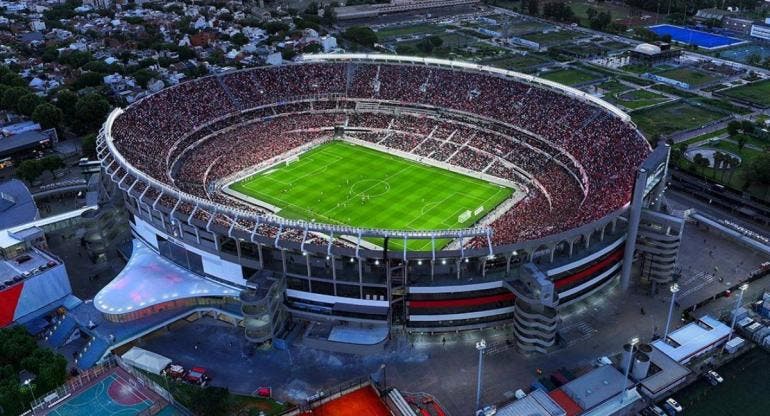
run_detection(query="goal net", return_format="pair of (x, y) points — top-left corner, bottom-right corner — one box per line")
(285, 155), (300, 166)
(458, 210), (472, 223)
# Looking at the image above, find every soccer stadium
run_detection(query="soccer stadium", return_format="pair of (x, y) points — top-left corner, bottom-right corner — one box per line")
(96, 54), (669, 353)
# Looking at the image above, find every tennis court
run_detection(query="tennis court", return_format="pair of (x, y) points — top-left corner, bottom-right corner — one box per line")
(648, 25), (744, 49)
(301, 386), (391, 416)
(48, 370), (154, 416)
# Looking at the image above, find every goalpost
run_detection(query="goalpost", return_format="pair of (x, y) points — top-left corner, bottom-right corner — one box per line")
(458, 205), (485, 223)
(458, 210), (472, 223)
(285, 155), (300, 166)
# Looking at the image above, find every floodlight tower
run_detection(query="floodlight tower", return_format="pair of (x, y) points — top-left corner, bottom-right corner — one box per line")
(475, 339), (487, 412)
(663, 283), (680, 340)
(620, 336), (639, 405)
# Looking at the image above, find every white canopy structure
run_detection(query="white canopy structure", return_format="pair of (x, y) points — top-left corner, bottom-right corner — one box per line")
(121, 347), (172, 375)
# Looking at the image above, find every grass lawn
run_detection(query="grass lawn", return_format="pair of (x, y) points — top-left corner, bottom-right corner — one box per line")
(719, 79), (770, 108)
(673, 128), (727, 148)
(678, 139), (769, 201)
(522, 30), (582, 45)
(649, 83), (700, 98)
(613, 88), (671, 110)
(655, 67), (719, 87)
(631, 101), (727, 137)
(692, 97), (753, 115)
(540, 68), (600, 85)
(483, 54), (552, 71)
(146, 373), (289, 416)
(229, 141), (513, 250)
(375, 23), (444, 40)
(597, 79), (631, 95)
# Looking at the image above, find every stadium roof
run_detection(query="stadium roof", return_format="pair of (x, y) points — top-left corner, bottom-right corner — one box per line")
(94, 240), (238, 315)
(0, 129), (50, 157)
(560, 365), (631, 410)
(497, 389), (567, 416)
(0, 180), (38, 229)
(651, 315), (730, 363)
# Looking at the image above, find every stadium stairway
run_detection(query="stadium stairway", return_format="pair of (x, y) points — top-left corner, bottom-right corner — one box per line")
(76, 336), (111, 370)
(45, 314), (78, 348)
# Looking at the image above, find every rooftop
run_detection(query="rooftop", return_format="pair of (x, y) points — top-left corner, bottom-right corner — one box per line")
(497, 389), (568, 416)
(0, 247), (57, 282)
(0, 129), (52, 157)
(0, 180), (38, 229)
(639, 346), (691, 397)
(652, 315), (731, 363)
(94, 240), (239, 315)
(560, 364), (631, 410)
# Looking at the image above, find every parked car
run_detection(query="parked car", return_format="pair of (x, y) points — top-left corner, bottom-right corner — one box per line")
(15, 254), (31, 264)
(185, 367), (211, 386)
(705, 370), (724, 385)
(476, 405), (496, 416)
(161, 364), (185, 380)
(642, 405), (666, 416)
(663, 398), (683, 415)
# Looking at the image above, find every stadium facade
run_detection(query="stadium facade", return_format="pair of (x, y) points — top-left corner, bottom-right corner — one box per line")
(96, 54), (671, 353)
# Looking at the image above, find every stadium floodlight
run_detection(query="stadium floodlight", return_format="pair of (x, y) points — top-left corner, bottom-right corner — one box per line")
(663, 283), (680, 340)
(475, 339), (487, 411)
(619, 336), (639, 405)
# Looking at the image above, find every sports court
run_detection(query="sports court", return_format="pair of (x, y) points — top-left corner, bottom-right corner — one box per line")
(228, 141), (514, 250)
(46, 369), (156, 416)
(300, 386), (391, 416)
(648, 25), (744, 49)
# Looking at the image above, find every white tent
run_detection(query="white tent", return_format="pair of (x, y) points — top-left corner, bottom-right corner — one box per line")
(121, 347), (172, 375)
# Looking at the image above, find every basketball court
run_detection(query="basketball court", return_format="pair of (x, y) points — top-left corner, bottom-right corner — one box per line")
(46, 369), (157, 416)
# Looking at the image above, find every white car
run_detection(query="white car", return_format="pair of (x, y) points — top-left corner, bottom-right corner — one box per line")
(476, 405), (497, 416)
(706, 370), (724, 385)
(664, 398), (683, 415)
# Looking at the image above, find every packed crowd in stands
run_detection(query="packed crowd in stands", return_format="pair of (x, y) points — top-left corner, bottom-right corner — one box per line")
(107, 61), (650, 246)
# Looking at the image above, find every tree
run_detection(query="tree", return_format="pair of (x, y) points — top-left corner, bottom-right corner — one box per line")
(589, 11), (612, 31)
(528, 0), (539, 15)
(187, 386), (230, 416)
(727, 120), (741, 136)
(230, 32), (249, 47)
(74, 94), (111, 134)
(73, 71), (104, 90)
(0, 327), (67, 416)
(131, 68), (157, 88)
(343, 26), (378, 48)
(14, 159), (43, 183)
(542, 2), (576, 22)
(32, 103), (63, 130)
(748, 153), (770, 189)
(736, 134), (747, 151)
(16, 94), (43, 117)
(0, 86), (28, 112)
(55, 89), (79, 116)
(40, 155), (64, 176)
(281, 47), (297, 61)
(81, 133), (97, 158)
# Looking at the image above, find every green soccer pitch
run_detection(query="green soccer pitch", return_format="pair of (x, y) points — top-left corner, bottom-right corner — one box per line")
(227, 141), (514, 251)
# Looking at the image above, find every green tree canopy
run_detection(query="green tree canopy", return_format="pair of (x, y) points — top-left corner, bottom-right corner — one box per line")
(32, 103), (63, 130)
(55, 89), (79, 116)
(16, 93), (44, 117)
(74, 93), (111, 134)
(0, 86), (29, 112)
(343, 26), (378, 48)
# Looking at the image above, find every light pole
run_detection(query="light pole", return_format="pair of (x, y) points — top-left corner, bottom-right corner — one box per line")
(23, 379), (36, 415)
(380, 364), (387, 390)
(727, 283), (749, 345)
(663, 283), (680, 340)
(475, 339), (487, 412)
(620, 337), (639, 405)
